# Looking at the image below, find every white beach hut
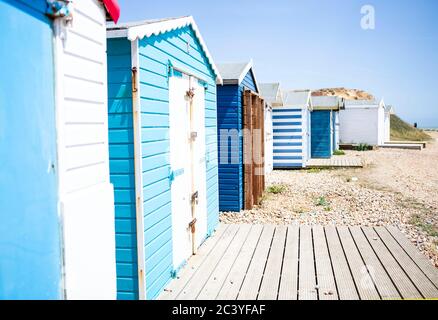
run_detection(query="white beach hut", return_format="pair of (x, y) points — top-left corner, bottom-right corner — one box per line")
(339, 98), (389, 146)
(259, 83), (284, 174)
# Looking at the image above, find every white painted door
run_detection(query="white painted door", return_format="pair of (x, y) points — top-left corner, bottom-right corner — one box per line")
(169, 75), (208, 269)
(169, 75), (192, 269)
(191, 80), (207, 249)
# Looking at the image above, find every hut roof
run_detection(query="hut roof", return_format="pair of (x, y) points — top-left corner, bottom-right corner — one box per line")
(259, 83), (283, 105)
(216, 60), (259, 92)
(107, 16), (222, 84)
(282, 90), (312, 109)
(311, 95), (344, 110)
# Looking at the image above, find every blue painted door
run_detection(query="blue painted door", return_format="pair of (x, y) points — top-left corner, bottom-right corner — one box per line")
(0, 0), (61, 299)
(311, 111), (332, 158)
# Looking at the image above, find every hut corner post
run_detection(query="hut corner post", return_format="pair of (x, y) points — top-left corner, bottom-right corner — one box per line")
(131, 39), (147, 300)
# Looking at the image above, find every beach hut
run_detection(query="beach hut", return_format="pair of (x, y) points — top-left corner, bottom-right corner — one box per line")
(339, 98), (388, 146)
(310, 96), (344, 158)
(0, 0), (120, 299)
(216, 61), (265, 212)
(259, 83), (284, 174)
(272, 90), (312, 168)
(106, 16), (222, 300)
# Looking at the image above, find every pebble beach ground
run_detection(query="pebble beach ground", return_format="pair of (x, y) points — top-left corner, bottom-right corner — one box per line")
(220, 131), (438, 267)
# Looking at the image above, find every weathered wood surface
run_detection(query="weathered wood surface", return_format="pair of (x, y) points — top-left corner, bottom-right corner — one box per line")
(307, 157), (363, 168)
(159, 224), (438, 300)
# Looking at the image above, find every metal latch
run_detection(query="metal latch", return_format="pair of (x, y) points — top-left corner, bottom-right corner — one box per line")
(189, 218), (197, 234)
(190, 131), (198, 141)
(191, 191), (199, 205)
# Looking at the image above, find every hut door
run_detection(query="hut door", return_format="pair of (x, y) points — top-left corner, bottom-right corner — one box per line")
(169, 74), (207, 268)
(169, 75), (192, 269)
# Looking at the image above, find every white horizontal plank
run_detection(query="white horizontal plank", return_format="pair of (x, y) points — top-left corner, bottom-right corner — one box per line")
(64, 75), (105, 103)
(63, 143), (108, 171)
(64, 123), (107, 146)
(63, 51), (106, 84)
(64, 99), (106, 123)
(64, 161), (109, 194)
(70, 3), (106, 45)
(73, 0), (106, 26)
(63, 28), (105, 64)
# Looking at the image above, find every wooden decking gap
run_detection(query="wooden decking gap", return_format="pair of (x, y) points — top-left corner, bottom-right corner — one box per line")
(159, 224), (438, 300)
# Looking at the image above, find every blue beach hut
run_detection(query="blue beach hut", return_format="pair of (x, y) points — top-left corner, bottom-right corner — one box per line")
(216, 61), (265, 212)
(310, 96), (344, 158)
(106, 16), (222, 300)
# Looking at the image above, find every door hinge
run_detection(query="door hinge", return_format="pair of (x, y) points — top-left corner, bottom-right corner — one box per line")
(191, 191), (199, 205)
(188, 218), (197, 234)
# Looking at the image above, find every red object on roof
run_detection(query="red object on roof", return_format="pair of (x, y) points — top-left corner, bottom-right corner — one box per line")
(103, 0), (120, 23)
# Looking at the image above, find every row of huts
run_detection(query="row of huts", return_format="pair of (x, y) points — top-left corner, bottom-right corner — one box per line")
(0, 0), (393, 300)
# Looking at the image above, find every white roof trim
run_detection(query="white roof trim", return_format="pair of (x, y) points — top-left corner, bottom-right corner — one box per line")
(217, 59), (260, 93)
(107, 16), (223, 84)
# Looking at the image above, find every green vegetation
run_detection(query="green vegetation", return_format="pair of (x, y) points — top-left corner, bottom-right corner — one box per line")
(316, 196), (328, 207)
(333, 150), (345, 156)
(307, 168), (321, 173)
(267, 184), (287, 194)
(409, 214), (438, 237)
(390, 114), (432, 141)
(355, 143), (370, 151)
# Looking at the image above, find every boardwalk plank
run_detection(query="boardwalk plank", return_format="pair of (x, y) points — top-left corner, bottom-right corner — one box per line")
(158, 224), (228, 300)
(313, 225), (338, 300)
(325, 226), (359, 300)
(258, 226), (287, 300)
(350, 226), (400, 300)
(278, 225), (299, 300)
(387, 226), (438, 288)
(337, 226), (380, 300)
(216, 225), (264, 300)
(177, 225), (240, 300)
(375, 227), (438, 298)
(238, 225), (275, 300)
(362, 227), (422, 299)
(298, 225), (317, 300)
(197, 225), (253, 300)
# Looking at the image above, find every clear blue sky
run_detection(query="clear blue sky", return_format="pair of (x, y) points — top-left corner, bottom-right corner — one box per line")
(118, 0), (438, 127)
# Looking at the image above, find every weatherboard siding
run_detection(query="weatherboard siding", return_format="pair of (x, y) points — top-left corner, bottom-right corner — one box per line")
(217, 69), (257, 212)
(311, 110), (332, 158)
(273, 108), (304, 168)
(107, 38), (139, 300)
(138, 25), (219, 300)
(217, 85), (243, 211)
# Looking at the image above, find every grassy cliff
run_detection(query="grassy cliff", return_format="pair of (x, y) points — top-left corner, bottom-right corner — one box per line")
(390, 114), (432, 141)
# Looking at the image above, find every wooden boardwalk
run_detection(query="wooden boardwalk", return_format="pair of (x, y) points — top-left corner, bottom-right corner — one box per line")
(307, 157), (363, 168)
(159, 224), (438, 300)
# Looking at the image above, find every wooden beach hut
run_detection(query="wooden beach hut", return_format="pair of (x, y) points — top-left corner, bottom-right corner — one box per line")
(259, 83), (285, 174)
(106, 16), (222, 300)
(310, 95), (344, 158)
(0, 0), (120, 299)
(339, 98), (388, 146)
(216, 61), (265, 212)
(272, 90), (312, 168)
